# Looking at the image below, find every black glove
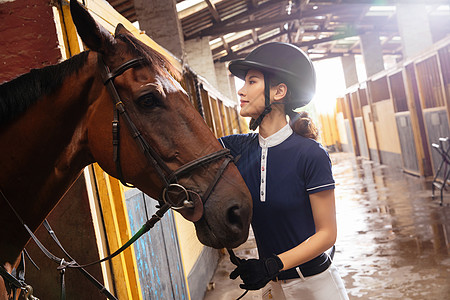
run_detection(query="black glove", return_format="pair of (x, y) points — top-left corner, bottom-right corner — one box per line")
(229, 254), (284, 290)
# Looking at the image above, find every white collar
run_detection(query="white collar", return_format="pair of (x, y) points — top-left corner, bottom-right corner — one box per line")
(259, 124), (293, 148)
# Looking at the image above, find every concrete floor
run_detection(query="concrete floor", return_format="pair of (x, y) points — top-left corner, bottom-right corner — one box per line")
(204, 152), (450, 300)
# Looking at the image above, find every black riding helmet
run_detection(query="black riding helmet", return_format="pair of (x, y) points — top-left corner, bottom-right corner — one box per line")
(228, 42), (316, 130)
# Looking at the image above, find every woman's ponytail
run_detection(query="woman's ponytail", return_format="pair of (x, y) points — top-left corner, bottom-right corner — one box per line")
(288, 110), (319, 140)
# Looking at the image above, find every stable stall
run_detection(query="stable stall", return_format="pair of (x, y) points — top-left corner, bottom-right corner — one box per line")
(389, 69), (421, 175)
(331, 36), (450, 179)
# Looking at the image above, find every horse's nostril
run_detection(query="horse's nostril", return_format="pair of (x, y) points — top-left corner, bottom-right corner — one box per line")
(227, 205), (243, 229)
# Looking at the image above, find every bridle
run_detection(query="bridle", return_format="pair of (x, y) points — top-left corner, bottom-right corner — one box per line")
(99, 53), (234, 217)
(0, 54), (236, 300)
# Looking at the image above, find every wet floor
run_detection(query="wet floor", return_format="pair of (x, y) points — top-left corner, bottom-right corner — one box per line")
(204, 152), (450, 300)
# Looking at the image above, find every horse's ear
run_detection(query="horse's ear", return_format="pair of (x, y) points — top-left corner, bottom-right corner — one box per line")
(114, 24), (132, 37)
(70, 0), (115, 54)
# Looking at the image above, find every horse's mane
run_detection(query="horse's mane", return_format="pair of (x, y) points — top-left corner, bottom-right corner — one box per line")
(0, 51), (90, 125)
(116, 33), (181, 81)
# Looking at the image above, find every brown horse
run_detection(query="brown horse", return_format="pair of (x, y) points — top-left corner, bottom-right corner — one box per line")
(0, 1), (251, 298)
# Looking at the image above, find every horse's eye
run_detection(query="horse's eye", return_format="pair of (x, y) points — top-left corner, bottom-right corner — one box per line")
(136, 93), (158, 109)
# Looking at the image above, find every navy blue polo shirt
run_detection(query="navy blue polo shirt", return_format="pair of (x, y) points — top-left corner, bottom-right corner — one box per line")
(220, 124), (334, 259)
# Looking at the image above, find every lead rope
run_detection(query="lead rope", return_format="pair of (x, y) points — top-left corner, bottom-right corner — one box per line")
(227, 249), (249, 300)
(65, 202), (171, 269)
(42, 220), (117, 300)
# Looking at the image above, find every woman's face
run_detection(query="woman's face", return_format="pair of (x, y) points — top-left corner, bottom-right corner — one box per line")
(237, 69), (266, 119)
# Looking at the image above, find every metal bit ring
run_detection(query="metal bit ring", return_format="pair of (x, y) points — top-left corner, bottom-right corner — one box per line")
(162, 183), (192, 210)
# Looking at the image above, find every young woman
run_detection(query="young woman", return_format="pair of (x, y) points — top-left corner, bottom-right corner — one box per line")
(220, 42), (348, 299)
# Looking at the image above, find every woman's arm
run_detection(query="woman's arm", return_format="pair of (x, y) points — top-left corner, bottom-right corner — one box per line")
(278, 189), (337, 270)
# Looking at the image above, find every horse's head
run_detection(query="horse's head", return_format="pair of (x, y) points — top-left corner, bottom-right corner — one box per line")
(70, 0), (251, 249)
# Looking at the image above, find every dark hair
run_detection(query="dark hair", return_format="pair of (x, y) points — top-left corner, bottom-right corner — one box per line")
(0, 51), (90, 125)
(289, 111), (319, 140)
(268, 75), (318, 140)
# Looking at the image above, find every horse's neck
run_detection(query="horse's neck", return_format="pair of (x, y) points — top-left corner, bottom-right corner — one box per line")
(0, 53), (100, 264)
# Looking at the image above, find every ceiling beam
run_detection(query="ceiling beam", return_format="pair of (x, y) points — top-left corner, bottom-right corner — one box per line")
(217, 30), (289, 62)
(212, 28), (343, 56)
(293, 20), (304, 43)
(247, 0), (259, 9)
(294, 31), (361, 48)
(189, 5), (362, 38)
(249, 15), (259, 42)
(205, 0), (221, 23)
(221, 36), (231, 54)
(248, 0), (259, 42)
(185, 0), (290, 38)
(311, 53), (344, 62)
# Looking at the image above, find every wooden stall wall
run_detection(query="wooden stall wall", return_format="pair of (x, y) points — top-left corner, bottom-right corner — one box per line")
(403, 62), (433, 177)
(318, 110), (341, 152)
(368, 75), (403, 168)
(344, 94), (359, 155)
(359, 86), (380, 163)
(90, 164), (142, 300)
(389, 71), (421, 175)
(24, 176), (108, 300)
(416, 50), (450, 178)
(350, 90), (370, 159)
(335, 97), (351, 153)
(440, 44), (450, 114)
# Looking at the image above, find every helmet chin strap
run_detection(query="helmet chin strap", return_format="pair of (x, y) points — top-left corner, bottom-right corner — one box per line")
(249, 74), (272, 131)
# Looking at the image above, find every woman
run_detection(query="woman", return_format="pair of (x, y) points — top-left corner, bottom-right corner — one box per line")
(219, 42), (348, 299)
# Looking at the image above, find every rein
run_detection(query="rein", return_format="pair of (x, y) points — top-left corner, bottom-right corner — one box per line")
(1, 54), (236, 299)
(0, 251), (36, 300)
(0, 188), (115, 300)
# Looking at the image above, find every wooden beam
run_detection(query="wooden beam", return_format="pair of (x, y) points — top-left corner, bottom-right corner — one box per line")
(217, 30), (288, 62)
(213, 28), (352, 56)
(249, 15), (258, 42)
(246, 0), (259, 42)
(212, 25), (279, 55)
(311, 53), (344, 61)
(190, 5), (356, 38)
(221, 36), (231, 54)
(218, 29), (365, 62)
(295, 31), (360, 48)
(204, 0), (221, 23)
(185, 0), (288, 38)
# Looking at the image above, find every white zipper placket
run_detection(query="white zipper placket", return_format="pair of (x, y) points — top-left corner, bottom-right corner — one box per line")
(260, 143), (268, 202)
(258, 124), (293, 203)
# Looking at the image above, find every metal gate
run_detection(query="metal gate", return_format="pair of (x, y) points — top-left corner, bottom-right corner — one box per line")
(125, 189), (188, 300)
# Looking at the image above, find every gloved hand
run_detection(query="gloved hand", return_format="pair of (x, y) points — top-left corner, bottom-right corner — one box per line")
(229, 254), (284, 290)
